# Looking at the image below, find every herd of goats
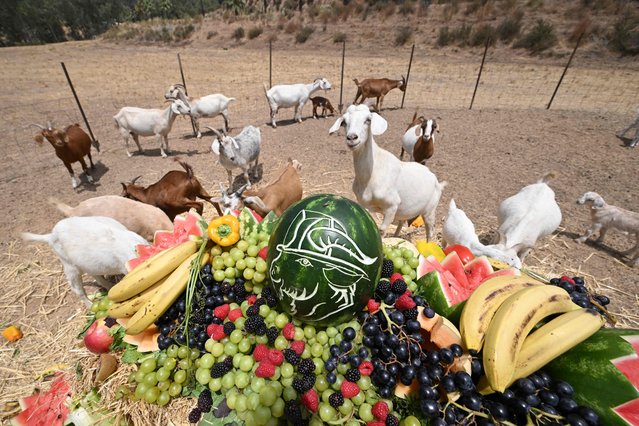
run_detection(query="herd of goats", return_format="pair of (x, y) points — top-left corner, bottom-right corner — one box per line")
(28, 74), (639, 305)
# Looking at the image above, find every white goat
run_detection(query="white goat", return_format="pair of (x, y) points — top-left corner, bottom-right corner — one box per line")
(49, 195), (173, 241)
(209, 125), (261, 189)
(164, 84), (236, 137)
(329, 104), (447, 239)
(442, 199), (522, 268)
(493, 172), (562, 263)
(22, 216), (148, 306)
(264, 78), (332, 128)
(575, 191), (639, 267)
(113, 98), (191, 158)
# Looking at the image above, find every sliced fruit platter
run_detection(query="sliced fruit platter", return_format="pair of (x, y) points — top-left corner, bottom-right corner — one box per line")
(10, 195), (638, 426)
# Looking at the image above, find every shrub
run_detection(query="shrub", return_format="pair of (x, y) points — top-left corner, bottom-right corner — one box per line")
(514, 19), (557, 53)
(207, 31), (217, 39)
(333, 32), (347, 43)
(395, 26), (413, 46)
(471, 23), (496, 46)
(295, 26), (314, 43)
(609, 14), (639, 54)
(497, 15), (522, 42)
(285, 20), (299, 34)
(450, 24), (473, 46)
(442, 0), (459, 22)
(174, 23), (195, 41)
(437, 26), (452, 46)
(232, 26), (245, 41)
(248, 26), (263, 39)
(399, 2), (415, 16)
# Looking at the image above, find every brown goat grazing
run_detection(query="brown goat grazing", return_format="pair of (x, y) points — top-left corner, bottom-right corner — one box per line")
(121, 158), (222, 220)
(310, 96), (336, 118)
(413, 119), (439, 164)
(242, 158), (303, 218)
(33, 123), (97, 189)
(353, 76), (406, 111)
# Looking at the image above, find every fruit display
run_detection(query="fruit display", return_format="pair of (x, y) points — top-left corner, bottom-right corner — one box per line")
(22, 201), (636, 426)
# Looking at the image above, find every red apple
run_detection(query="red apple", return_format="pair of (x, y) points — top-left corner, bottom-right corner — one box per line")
(83, 319), (114, 354)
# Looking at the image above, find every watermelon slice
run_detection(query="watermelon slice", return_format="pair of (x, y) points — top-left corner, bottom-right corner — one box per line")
(415, 270), (466, 325)
(463, 256), (494, 288)
(478, 267), (521, 284)
(12, 374), (70, 426)
(440, 252), (470, 288)
(614, 399), (639, 426)
(613, 355), (639, 390)
(417, 254), (445, 279)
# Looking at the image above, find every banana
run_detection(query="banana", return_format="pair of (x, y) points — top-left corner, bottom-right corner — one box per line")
(108, 240), (198, 302)
(482, 285), (580, 393)
(106, 275), (168, 318)
(125, 251), (209, 335)
(459, 275), (545, 352)
(511, 308), (605, 385)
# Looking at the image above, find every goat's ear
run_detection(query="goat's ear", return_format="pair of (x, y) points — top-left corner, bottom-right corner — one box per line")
(433, 120), (441, 133)
(120, 183), (128, 193)
(370, 113), (388, 136)
(328, 116), (344, 134)
(231, 137), (239, 150)
(211, 140), (220, 156)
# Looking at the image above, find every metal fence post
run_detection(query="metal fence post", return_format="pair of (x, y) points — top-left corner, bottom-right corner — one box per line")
(547, 31), (584, 110)
(60, 62), (100, 152)
(177, 53), (198, 136)
(338, 40), (346, 113)
(401, 43), (415, 109)
(470, 37), (490, 110)
(269, 40), (272, 89)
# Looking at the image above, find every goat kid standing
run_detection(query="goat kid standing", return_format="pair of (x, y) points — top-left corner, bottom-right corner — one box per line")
(264, 78), (332, 128)
(329, 104), (446, 239)
(400, 113), (440, 163)
(209, 126), (261, 189)
(33, 122), (97, 189)
(353, 76), (406, 112)
(165, 84), (235, 137)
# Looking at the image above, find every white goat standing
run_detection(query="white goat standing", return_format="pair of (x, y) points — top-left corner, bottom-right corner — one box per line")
(209, 125), (261, 189)
(113, 98), (191, 158)
(22, 216), (148, 306)
(442, 199), (522, 268)
(329, 104), (447, 239)
(492, 172), (562, 263)
(165, 84), (236, 137)
(264, 78), (332, 128)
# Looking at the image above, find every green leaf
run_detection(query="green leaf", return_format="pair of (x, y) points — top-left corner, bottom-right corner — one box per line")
(108, 325), (127, 352)
(121, 344), (145, 364)
(198, 394), (243, 425)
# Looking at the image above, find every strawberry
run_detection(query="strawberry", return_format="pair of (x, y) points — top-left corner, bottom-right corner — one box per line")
(290, 340), (305, 355)
(282, 323), (295, 340)
(394, 293), (416, 311)
(389, 272), (404, 284)
(252, 343), (270, 362)
(206, 324), (225, 341)
(228, 308), (243, 322)
(247, 295), (257, 305)
(367, 298), (381, 313)
(257, 246), (268, 261)
(214, 304), (230, 320)
(268, 349), (284, 366)
(358, 360), (374, 376)
(301, 389), (319, 413)
(371, 401), (389, 421)
(340, 381), (360, 399)
(255, 361), (275, 378)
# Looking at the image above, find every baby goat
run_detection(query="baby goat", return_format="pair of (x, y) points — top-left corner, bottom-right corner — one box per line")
(22, 216), (147, 306)
(264, 78), (332, 128)
(310, 96), (336, 119)
(575, 191), (639, 267)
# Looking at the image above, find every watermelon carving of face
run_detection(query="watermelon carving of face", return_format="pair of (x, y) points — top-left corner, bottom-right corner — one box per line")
(268, 194), (382, 326)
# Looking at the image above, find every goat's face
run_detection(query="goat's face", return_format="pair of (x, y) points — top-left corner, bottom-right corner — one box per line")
(34, 128), (68, 149)
(164, 84), (185, 100)
(399, 75), (407, 92)
(212, 136), (239, 161)
(214, 183), (246, 213)
(120, 183), (134, 199)
(577, 191), (605, 209)
(318, 78), (332, 91)
(421, 119), (438, 141)
(329, 104), (387, 150)
(170, 99), (191, 115)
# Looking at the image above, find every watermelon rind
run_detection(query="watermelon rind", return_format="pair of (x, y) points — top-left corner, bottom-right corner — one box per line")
(544, 328), (639, 426)
(267, 194), (382, 326)
(415, 270), (465, 326)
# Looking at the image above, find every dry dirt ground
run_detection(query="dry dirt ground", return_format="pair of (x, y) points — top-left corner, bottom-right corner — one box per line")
(0, 35), (638, 422)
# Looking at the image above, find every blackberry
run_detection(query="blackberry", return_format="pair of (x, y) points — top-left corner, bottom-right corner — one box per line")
(223, 356), (233, 369)
(386, 414), (399, 426)
(211, 361), (231, 378)
(298, 358), (316, 375)
(345, 368), (361, 382)
(232, 282), (247, 300)
(404, 307), (418, 320)
(391, 279), (407, 295)
(191, 310), (206, 324)
(187, 407), (202, 423)
(266, 295), (278, 308)
(292, 375), (315, 393)
(254, 297), (266, 307)
(244, 315), (266, 334)
(223, 322), (236, 336)
(376, 280), (392, 298)
(246, 305), (260, 317)
(103, 317), (117, 327)
(197, 389), (213, 412)
(329, 392), (344, 408)
(381, 259), (395, 278)
(284, 400), (303, 422)
(261, 287), (272, 298)
(266, 326), (279, 346)
(284, 348), (300, 365)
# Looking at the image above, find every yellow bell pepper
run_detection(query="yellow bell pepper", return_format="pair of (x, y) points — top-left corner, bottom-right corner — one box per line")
(207, 215), (241, 247)
(415, 240), (446, 262)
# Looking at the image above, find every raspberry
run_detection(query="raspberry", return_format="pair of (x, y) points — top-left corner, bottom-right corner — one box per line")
(390, 279), (407, 295)
(366, 422), (385, 426)
(376, 280), (391, 298)
(213, 304), (230, 320)
(290, 340), (305, 355)
(395, 294), (416, 311)
(206, 324), (226, 341)
(390, 273), (404, 284)
(372, 401), (390, 421)
(358, 360), (374, 376)
(268, 349), (284, 366)
(255, 361), (276, 378)
(253, 343), (270, 362)
(385, 414), (399, 426)
(381, 259), (394, 278)
(188, 407), (202, 423)
(197, 389), (213, 412)
(246, 294), (257, 305)
(340, 381), (360, 398)
(228, 308), (243, 322)
(329, 392), (344, 408)
(367, 298), (381, 313)
(282, 323), (295, 340)
(257, 246), (268, 261)
(345, 368), (361, 382)
(560, 275), (576, 285)
(301, 389), (319, 413)
(298, 358), (316, 375)
(284, 349), (300, 365)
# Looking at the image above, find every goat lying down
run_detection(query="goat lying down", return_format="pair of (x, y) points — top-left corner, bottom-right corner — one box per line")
(575, 191), (639, 267)
(22, 216), (147, 306)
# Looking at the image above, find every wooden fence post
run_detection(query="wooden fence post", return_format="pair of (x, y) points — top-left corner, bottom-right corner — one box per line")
(60, 62), (99, 152)
(470, 37), (490, 110)
(177, 53), (197, 136)
(547, 31), (584, 110)
(338, 40), (346, 113)
(401, 43), (415, 109)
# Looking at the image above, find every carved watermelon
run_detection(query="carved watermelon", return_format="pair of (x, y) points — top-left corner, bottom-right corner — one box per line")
(12, 374), (70, 426)
(267, 194), (382, 326)
(126, 209), (207, 271)
(544, 329), (639, 425)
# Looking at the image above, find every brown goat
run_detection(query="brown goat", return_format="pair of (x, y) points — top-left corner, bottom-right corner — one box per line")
(33, 123), (97, 189)
(121, 158), (222, 220)
(413, 119), (439, 164)
(353, 76), (406, 111)
(242, 158), (303, 218)
(310, 96), (336, 118)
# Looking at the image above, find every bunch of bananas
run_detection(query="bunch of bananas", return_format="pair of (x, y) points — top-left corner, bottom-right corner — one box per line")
(459, 275), (606, 393)
(106, 240), (209, 336)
